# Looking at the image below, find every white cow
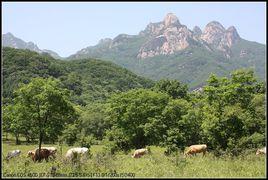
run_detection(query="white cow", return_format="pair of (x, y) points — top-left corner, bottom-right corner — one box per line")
(132, 148), (148, 158)
(6, 150), (21, 160)
(256, 147), (266, 155)
(184, 144), (207, 157)
(65, 147), (89, 162)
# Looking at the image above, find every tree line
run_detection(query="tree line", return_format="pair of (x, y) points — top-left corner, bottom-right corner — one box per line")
(3, 67), (266, 156)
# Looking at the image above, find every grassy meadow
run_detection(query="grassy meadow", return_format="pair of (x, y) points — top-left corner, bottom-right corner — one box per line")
(2, 137), (266, 178)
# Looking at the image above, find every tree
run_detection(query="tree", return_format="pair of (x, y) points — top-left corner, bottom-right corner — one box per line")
(3, 103), (33, 144)
(2, 105), (14, 141)
(61, 72), (83, 95)
(201, 69), (265, 155)
(161, 99), (201, 151)
(78, 103), (111, 140)
(153, 79), (188, 99)
(106, 89), (170, 150)
(13, 77), (77, 161)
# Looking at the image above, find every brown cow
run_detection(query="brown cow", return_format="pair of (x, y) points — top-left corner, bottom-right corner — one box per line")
(28, 149), (50, 162)
(131, 148), (148, 158)
(184, 144), (207, 157)
(36, 147), (57, 159)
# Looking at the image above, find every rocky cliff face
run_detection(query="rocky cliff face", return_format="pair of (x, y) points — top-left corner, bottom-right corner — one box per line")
(137, 13), (198, 59)
(68, 13), (244, 61)
(200, 22), (240, 58)
(137, 13), (241, 59)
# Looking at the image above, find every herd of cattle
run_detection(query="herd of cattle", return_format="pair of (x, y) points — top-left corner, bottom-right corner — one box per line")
(5, 144), (266, 162)
(5, 147), (89, 162)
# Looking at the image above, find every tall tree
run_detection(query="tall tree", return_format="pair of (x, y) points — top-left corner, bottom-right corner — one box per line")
(13, 77), (77, 161)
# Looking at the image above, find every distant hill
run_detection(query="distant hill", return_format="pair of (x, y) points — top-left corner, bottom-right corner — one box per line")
(68, 13), (266, 89)
(2, 47), (154, 105)
(2, 33), (63, 59)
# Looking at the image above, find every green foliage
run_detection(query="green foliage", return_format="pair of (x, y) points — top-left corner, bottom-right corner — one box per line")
(2, 47), (265, 158)
(77, 103), (111, 141)
(104, 69), (265, 155)
(153, 79), (188, 99)
(10, 77), (77, 150)
(106, 89), (170, 150)
(200, 69), (265, 155)
(3, 47), (154, 105)
(60, 123), (79, 146)
(76, 134), (95, 148)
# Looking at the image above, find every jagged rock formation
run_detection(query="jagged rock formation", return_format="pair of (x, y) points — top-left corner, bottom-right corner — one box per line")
(69, 13), (244, 61)
(66, 13), (264, 90)
(201, 22), (240, 58)
(137, 14), (241, 59)
(137, 13), (198, 58)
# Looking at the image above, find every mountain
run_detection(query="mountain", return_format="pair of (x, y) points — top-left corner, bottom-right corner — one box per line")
(68, 13), (266, 89)
(2, 47), (154, 105)
(2, 32), (62, 59)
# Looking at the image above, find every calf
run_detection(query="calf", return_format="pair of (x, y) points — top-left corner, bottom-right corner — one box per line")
(131, 148), (148, 158)
(184, 144), (207, 157)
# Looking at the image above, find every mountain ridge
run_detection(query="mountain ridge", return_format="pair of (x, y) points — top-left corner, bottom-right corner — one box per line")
(2, 32), (63, 59)
(66, 13), (265, 89)
(2, 13), (266, 89)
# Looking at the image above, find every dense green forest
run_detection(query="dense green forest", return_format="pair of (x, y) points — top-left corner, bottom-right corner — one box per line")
(2, 47), (266, 157)
(3, 47), (154, 105)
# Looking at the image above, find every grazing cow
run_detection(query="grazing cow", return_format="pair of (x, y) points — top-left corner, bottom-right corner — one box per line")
(65, 147), (89, 162)
(6, 150), (21, 160)
(28, 148), (51, 162)
(30, 147), (57, 159)
(40, 147), (57, 159)
(256, 147), (266, 155)
(131, 148), (148, 158)
(184, 144), (207, 157)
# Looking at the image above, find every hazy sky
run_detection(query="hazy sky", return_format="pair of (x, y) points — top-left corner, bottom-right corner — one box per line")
(2, 2), (266, 57)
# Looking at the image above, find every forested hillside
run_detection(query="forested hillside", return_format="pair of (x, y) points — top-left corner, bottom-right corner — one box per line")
(2, 47), (154, 105)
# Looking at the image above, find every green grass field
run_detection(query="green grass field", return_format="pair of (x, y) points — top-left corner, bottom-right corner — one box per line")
(2, 138), (266, 178)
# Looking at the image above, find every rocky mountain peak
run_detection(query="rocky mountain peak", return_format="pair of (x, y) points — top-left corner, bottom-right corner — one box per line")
(218, 26), (241, 53)
(226, 26), (240, 39)
(205, 21), (225, 31)
(200, 21), (226, 48)
(201, 23), (241, 58)
(163, 13), (181, 27)
(192, 26), (202, 37)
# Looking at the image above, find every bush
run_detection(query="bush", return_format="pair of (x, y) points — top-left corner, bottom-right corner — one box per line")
(76, 135), (95, 148)
(60, 124), (78, 146)
(164, 144), (179, 156)
(103, 140), (119, 155)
